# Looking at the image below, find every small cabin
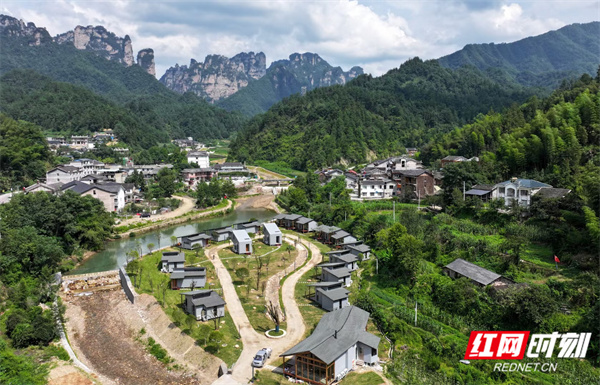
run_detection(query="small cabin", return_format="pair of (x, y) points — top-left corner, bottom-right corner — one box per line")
(443, 258), (513, 288)
(345, 244), (371, 260)
(180, 233), (211, 249)
(321, 266), (352, 287)
(295, 217), (318, 233)
(161, 251), (185, 273)
(232, 229), (252, 255)
(212, 228), (232, 242)
(182, 290), (226, 321)
(263, 223), (282, 246)
(170, 267), (206, 290)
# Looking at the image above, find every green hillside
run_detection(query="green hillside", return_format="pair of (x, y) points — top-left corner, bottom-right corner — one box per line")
(438, 22), (600, 88)
(228, 58), (537, 170)
(0, 35), (245, 143)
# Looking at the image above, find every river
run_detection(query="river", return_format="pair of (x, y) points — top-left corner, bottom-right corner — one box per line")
(70, 207), (275, 274)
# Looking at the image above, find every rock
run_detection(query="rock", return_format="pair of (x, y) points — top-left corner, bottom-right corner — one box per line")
(0, 15), (51, 46)
(54, 25), (135, 67)
(137, 48), (156, 76)
(159, 52), (267, 102)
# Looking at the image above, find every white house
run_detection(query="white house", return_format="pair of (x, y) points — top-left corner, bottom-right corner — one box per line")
(358, 179), (396, 199)
(231, 229), (252, 255)
(46, 166), (82, 184)
(170, 267), (206, 290)
(263, 223), (282, 246)
(321, 266), (352, 287)
(187, 151), (210, 168)
(281, 306), (380, 384)
(492, 178), (553, 207)
(61, 181), (125, 212)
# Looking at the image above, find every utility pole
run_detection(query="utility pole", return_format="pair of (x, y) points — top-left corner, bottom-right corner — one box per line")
(329, 192), (332, 208)
(417, 190), (421, 210)
(463, 181), (466, 201)
(393, 201), (395, 222)
(376, 257), (379, 275)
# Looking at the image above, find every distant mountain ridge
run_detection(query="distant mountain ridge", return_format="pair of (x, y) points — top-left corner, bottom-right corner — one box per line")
(217, 52), (363, 115)
(161, 51), (363, 114)
(160, 52), (267, 102)
(0, 15), (156, 75)
(438, 22), (600, 88)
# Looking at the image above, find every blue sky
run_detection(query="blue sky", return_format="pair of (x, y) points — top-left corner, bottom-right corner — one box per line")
(3, 1), (599, 77)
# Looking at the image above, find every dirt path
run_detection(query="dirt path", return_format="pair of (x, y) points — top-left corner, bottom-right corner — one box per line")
(118, 195), (196, 227)
(206, 235), (323, 384)
(64, 289), (221, 385)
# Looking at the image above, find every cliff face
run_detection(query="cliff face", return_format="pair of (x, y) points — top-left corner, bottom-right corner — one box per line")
(0, 15), (51, 46)
(160, 52), (266, 102)
(54, 25), (134, 66)
(137, 48), (155, 76)
(216, 52), (364, 115)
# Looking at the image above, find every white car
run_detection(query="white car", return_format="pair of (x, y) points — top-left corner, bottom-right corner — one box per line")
(252, 347), (272, 368)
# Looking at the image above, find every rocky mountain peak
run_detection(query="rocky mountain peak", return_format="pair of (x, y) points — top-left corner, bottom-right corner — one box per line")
(54, 25), (134, 66)
(159, 51), (267, 102)
(137, 48), (155, 76)
(0, 15), (51, 46)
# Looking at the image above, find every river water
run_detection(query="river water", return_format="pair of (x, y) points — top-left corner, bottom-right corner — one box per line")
(70, 208), (275, 274)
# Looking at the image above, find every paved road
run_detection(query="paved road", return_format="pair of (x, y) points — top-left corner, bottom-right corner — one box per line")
(207, 235), (323, 384)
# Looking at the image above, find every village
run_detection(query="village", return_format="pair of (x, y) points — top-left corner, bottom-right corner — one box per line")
(28, 142), (580, 385)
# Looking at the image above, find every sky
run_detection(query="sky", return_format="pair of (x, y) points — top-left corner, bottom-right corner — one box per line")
(2, 1), (599, 77)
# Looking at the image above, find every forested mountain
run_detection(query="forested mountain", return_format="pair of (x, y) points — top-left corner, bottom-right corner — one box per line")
(0, 70), (169, 148)
(0, 16), (245, 144)
(438, 22), (600, 89)
(228, 58), (536, 170)
(421, 72), (600, 212)
(217, 53), (363, 115)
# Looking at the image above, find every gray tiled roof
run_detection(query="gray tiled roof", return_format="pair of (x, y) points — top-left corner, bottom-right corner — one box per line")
(273, 214), (286, 220)
(444, 258), (501, 286)
(317, 287), (350, 301)
(347, 244), (370, 253)
(331, 254), (358, 263)
(395, 169), (432, 177)
(307, 281), (344, 288)
(318, 262), (346, 268)
(263, 223), (282, 235)
(331, 231), (350, 240)
(281, 306), (379, 364)
(536, 188), (571, 199)
(319, 226), (341, 234)
(187, 233), (211, 241)
(442, 155), (467, 161)
(231, 230), (251, 242)
(161, 251), (185, 263)
(465, 189), (492, 196)
(170, 267), (206, 279)
(323, 267), (350, 278)
(295, 217), (314, 225)
(284, 214), (302, 221)
(496, 179), (552, 189)
(184, 290), (226, 308)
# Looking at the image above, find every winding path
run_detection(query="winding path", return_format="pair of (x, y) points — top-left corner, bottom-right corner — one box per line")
(206, 235), (323, 384)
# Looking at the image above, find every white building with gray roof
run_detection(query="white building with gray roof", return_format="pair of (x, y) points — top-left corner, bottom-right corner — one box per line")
(170, 267), (206, 289)
(160, 251), (185, 273)
(263, 223), (282, 246)
(231, 229), (252, 255)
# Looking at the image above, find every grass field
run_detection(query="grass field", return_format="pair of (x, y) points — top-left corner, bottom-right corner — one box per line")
(133, 247), (241, 365)
(219, 238), (298, 332)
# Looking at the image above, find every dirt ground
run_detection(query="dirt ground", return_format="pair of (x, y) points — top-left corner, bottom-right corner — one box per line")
(117, 195), (196, 227)
(64, 289), (221, 385)
(235, 194), (281, 213)
(48, 361), (97, 385)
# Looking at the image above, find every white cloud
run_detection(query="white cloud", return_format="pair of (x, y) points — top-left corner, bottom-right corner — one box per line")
(1, 0), (597, 77)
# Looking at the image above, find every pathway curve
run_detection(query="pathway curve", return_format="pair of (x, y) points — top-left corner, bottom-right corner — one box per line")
(206, 235), (323, 384)
(53, 300), (93, 374)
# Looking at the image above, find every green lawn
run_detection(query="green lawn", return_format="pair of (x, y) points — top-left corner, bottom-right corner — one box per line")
(339, 371), (385, 385)
(295, 267), (327, 338)
(219, 239), (298, 332)
(133, 248), (241, 365)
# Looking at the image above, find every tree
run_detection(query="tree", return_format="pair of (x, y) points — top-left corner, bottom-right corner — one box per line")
(186, 314), (197, 333)
(156, 232), (162, 249)
(191, 243), (203, 264)
(284, 244), (294, 261)
(171, 236), (178, 246)
(254, 255), (264, 291)
(266, 301), (282, 332)
(147, 243), (155, 255)
(235, 267), (249, 284)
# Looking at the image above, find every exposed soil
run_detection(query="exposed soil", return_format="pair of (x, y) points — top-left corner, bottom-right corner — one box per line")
(64, 289), (218, 385)
(235, 194), (281, 213)
(48, 362), (97, 385)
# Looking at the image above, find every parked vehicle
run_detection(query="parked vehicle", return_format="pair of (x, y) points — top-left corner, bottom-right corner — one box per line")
(252, 347), (272, 368)
(141, 212), (151, 218)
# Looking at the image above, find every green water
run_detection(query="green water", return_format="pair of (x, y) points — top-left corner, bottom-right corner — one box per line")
(70, 208), (274, 274)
